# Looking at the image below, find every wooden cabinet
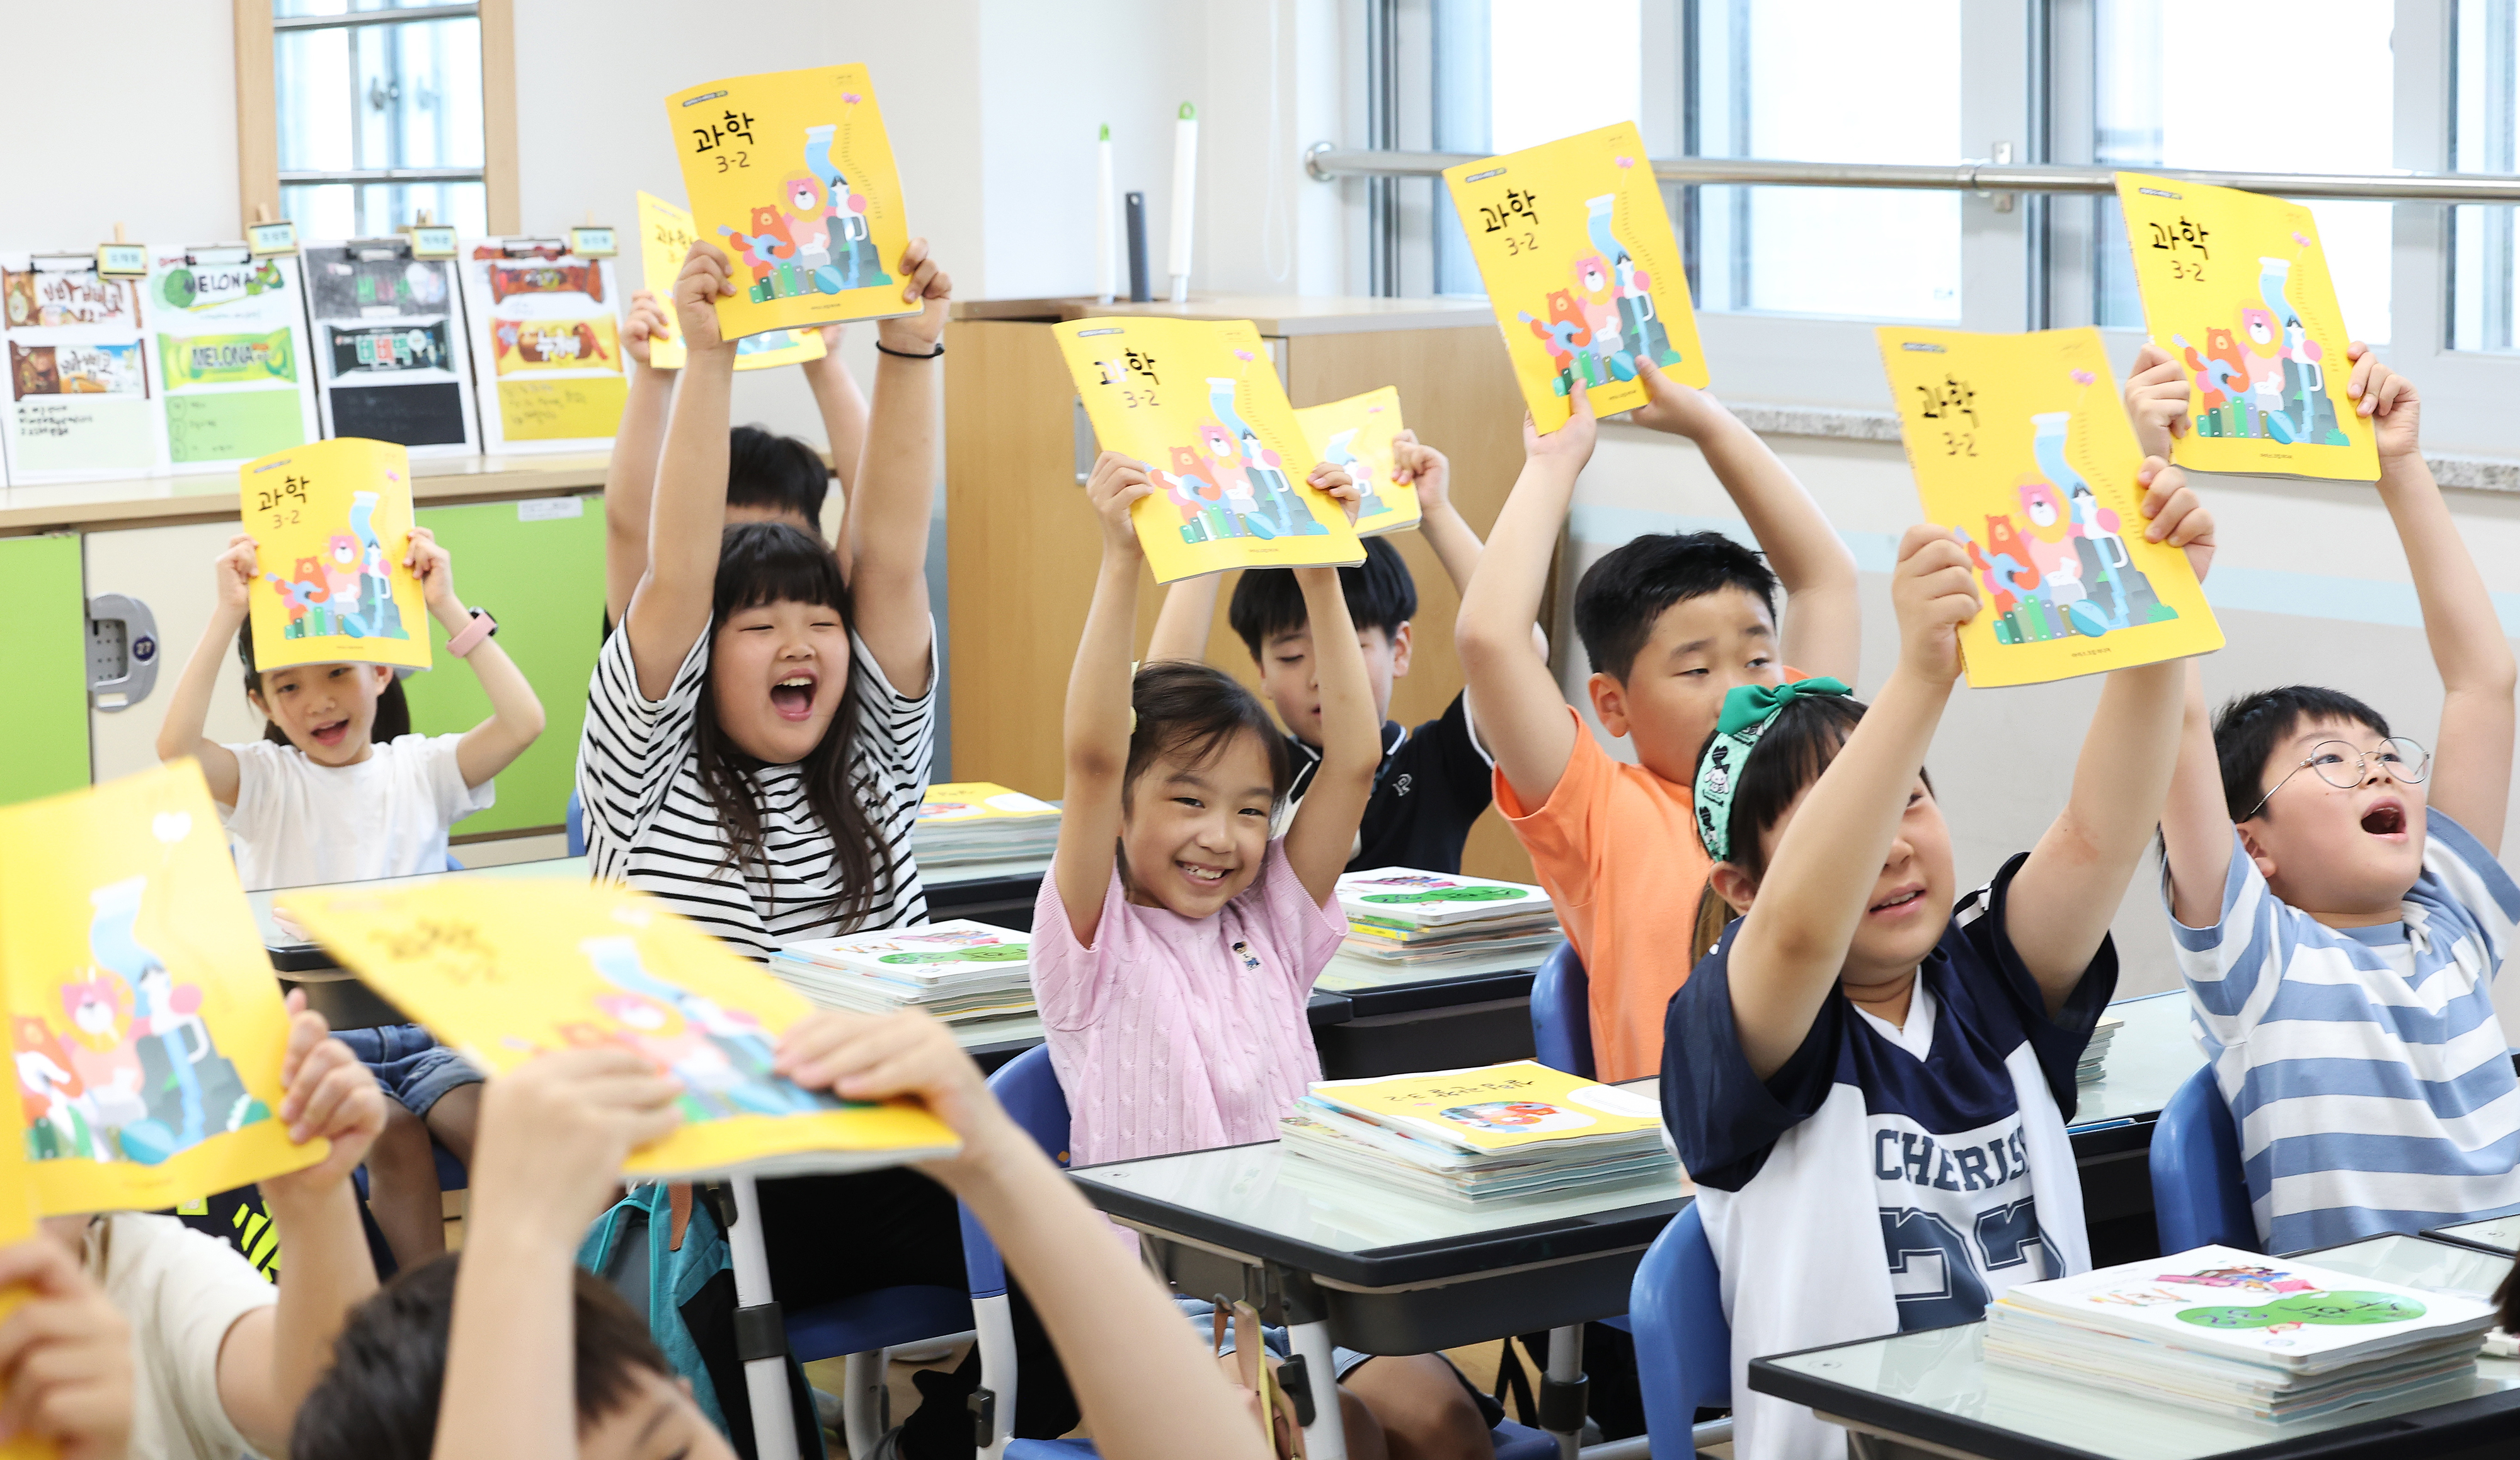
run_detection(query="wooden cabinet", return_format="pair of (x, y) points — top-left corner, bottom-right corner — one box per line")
(944, 297), (1538, 883)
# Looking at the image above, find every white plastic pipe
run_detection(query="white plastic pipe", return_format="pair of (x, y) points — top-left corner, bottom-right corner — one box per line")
(724, 1175), (800, 1460)
(1096, 125), (1115, 305)
(1167, 103), (1196, 304)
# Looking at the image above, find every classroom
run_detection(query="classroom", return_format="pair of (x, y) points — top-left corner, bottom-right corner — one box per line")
(3, 1), (2520, 1458)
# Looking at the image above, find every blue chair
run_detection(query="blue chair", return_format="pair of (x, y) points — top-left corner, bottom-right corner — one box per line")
(566, 788), (587, 857)
(443, 853), (463, 871)
(1629, 1203), (1729, 1459)
(979, 1047), (1557, 1460)
(1530, 941), (1592, 1079)
(2150, 1064), (2258, 1253)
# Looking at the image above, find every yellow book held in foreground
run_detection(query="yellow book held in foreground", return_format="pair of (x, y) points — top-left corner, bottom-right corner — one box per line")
(1056, 317), (1366, 584)
(1309, 1060), (1663, 1153)
(1877, 326), (2223, 689)
(241, 437), (429, 674)
(279, 880), (959, 1180)
(3, 765), (316, 1214)
(665, 64), (916, 342)
(1294, 387), (1418, 538)
(634, 190), (827, 372)
(1443, 122), (1707, 431)
(2114, 171), (2378, 482)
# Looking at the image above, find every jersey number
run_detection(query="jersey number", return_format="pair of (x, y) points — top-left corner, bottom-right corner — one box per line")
(1879, 1202), (2054, 1331)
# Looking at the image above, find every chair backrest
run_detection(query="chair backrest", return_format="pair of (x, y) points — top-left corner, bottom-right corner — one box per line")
(566, 788), (587, 858)
(444, 853), (464, 871)
(1630, 1203), (1728, 1456)
(963, 1045), (1074, 1301)
(1530, 940), (1593, 1078)
(2150, 1063), (2258, 1253)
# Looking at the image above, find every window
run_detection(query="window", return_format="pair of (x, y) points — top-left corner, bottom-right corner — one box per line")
(2454, 0), (2520, 351)
(237, 0), (515, 239)
(1690, 0), (1963, 321)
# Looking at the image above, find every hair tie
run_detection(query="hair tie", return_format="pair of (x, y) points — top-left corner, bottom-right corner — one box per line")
(1693, 677), (1853, 863)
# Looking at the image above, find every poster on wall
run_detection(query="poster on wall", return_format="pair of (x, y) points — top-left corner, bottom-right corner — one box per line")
(301, 239), (481, 458)
(1, 253), (168, 485)
(456, 239), (629, 453)
(147, 246), (321, 473)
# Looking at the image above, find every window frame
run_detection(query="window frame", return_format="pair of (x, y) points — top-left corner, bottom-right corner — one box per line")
(232, 0), (518, 238)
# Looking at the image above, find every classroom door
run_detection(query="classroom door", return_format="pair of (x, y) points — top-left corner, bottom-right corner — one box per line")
(399, 495), (605, 837)
(0, 533), (91, 804)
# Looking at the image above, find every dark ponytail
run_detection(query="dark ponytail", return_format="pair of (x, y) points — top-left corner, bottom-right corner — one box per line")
(236, 621), (412, 746)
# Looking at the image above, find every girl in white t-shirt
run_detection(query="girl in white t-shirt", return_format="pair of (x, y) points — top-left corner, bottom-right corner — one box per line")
(156, 524), (544, 1270)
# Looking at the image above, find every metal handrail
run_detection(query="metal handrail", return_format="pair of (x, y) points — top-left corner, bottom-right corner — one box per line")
(1303, 145), (2520, 205)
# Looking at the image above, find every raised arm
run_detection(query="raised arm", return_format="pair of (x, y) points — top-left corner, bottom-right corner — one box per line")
(843, 239), (953, 695)
(2351, 348), (2516, 852)
(2122, 342), (2190, 461)
(1146, 574), (1223, 664)
(1723, 526), (1973, 1079)
(156, 532), (254, 804)
(602, 292), (677, 628)
(624, 243), (738, 700)
(404, 527), (546, 787)
(2007, 464), (2214, 1003)
(1283, 556), (1379, 905)
(1051, 454), (1157, 945)
(1456, 393), (1597, 808)
(2160, 658), (2234, 929)
(803, 322), (869, 499)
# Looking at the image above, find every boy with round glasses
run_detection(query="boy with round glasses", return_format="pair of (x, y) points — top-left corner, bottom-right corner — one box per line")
(2126, 341), (2520, 1251)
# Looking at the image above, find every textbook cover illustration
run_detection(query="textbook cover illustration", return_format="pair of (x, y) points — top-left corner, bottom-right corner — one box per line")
(239, 437), (431, 674)
(1295, 387), (1418, 537)
(455, 240), (627, 452)
(1055, 316), (1366, 583)
(665, 64), (917, 341)
(148, 247), (320, 472)
(278, 880), (960, 1179)
(634, 190), (827, 372)
(1307, 1061), (1663, 1154)
(782, 921), (1031, 982)
(1, 254), (164, 484)
(1876, 325), (2223, 688)
(3, 765), (318, 1215)
(301, 241), (481, 456)
(1442, 121), (1707, 431)
(1336, 868), (1549, 929)
(2114, 172), (2378, 481)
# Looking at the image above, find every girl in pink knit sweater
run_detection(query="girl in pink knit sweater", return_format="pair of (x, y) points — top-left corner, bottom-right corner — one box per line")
(1031, 451), (1498, 1459)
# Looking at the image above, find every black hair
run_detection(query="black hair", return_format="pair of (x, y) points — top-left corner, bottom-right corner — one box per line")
(1227, 537), (1418, 660)
(1123, 660), (1295, 810)
(1573, 531), (1780, 684)
(288, 1255), (670, 1460)
(728, 423), (831, 534)
(2210, 686), (2390, 823)
(235, 621), (411, 747)
(693, 520), (893, 928)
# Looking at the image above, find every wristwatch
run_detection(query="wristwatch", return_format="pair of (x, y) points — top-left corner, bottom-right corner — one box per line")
(447, 606), (498, 658)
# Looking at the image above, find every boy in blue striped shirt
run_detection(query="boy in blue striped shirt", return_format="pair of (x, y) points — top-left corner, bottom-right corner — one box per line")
(2131, 343), (2520, 1251)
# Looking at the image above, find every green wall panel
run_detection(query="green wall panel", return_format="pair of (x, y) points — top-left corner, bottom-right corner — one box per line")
(0, 534), (91, 805)
(403, 496), (604, 835)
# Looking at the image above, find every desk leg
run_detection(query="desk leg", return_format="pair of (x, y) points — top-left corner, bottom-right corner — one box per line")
(1543, 1323), (1586, 1460)
(725, 1175), (803, 1460)
(1277, 1268), (1349, 1460)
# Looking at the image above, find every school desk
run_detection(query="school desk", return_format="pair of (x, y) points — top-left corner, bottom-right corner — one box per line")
(2427, 1214), (2520, 1256)
(1747, 1233), (2520, 1460)
(2065, 989), (2208, 1258)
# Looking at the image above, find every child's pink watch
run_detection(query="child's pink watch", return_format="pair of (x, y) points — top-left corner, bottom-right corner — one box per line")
(447, 607), (498, 658)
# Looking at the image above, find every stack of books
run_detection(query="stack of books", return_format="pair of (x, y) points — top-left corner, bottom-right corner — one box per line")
(914, 783), (1060, 868)
(2077, 1013), (2124, 1086)
(1984, 1244), (2500, 1422)
(1335, 868), (1561, 969)
(1279, 1060), (1676, 1204)
(771, 920), (1035, 1026)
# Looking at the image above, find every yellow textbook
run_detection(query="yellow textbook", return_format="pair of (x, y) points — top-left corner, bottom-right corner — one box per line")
(241, 437), (429, 674)
(920, 781), (1058, 824)
(1294, 387), (1418, 538)
(665, 64), (916, 342)
(1443, 121), (1707, 431)
(1055, 316), (1366, 584)
(635, 190), (826, 372)
(278, 880), (959, 1180)
(4, 765), (317, 1215)
(1877, 325), (2223, 689)
(1309, 1061), (1663, 1154)
(0, 1137), (41, 1460)
(2114, 171), (2378, 481)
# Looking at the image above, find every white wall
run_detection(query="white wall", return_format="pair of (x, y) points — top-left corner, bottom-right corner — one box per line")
(0, 3), (239, 248)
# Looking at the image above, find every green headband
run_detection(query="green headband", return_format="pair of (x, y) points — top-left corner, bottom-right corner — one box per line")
(1693, 677), (1853, 863)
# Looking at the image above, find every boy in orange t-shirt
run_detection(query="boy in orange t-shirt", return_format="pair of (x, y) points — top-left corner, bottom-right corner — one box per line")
(1455, 361), (1862, 1081)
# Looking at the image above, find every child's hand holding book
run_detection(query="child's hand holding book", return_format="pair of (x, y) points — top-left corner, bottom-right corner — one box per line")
(772, 1009), (1018, 1192)
(260, 991), (389, 1202)
(468, 1049), (685, 1252)
(875, 237), (952, 354)
(1086, 451), (1157, 561)
(670, 241), (736, 355)
(1891, 524), (1981, 689)
(0, 1234), (134, 1459)
(622, 289), (674, 369)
